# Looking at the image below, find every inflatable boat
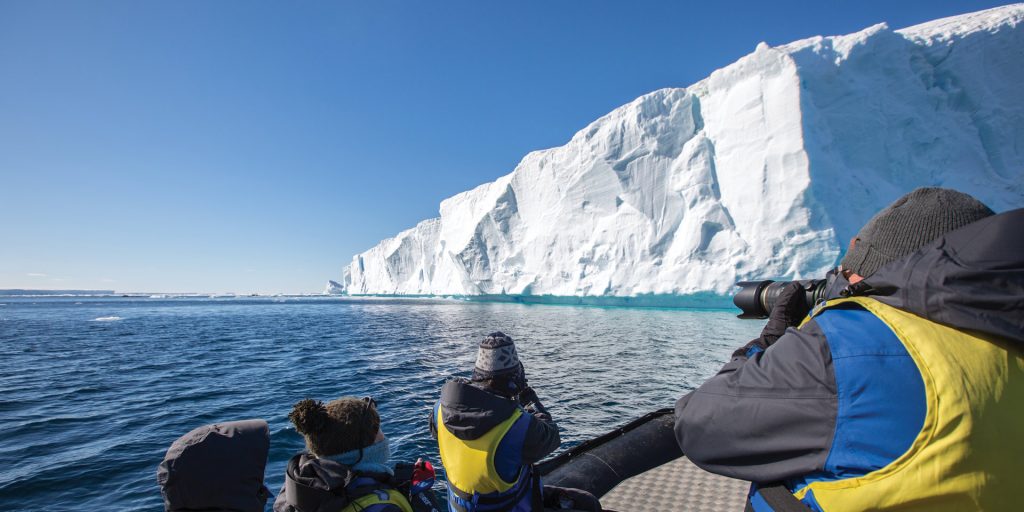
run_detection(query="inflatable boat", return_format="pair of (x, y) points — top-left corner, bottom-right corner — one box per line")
(537, 409), (748, 511)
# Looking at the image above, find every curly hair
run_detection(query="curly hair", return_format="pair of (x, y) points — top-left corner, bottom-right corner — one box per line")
(288, 396), (380, 457)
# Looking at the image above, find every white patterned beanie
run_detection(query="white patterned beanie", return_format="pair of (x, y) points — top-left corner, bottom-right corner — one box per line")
(471, 332), (527, 396)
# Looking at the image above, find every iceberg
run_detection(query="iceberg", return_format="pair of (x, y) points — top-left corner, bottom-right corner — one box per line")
(323, 280), (346, 295)
(339, 5), (1024, 298)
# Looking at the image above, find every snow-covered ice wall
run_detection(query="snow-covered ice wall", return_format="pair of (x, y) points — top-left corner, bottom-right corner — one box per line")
(341, 5), (1024, 298)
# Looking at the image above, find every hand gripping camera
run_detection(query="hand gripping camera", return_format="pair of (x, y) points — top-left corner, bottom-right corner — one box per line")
(732, 279), (829, 319)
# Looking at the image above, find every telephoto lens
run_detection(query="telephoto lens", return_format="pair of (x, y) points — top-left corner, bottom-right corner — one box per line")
(733, 279), (828, 319)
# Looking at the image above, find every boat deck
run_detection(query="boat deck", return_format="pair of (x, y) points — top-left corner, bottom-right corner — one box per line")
(600, 456), (748, 512)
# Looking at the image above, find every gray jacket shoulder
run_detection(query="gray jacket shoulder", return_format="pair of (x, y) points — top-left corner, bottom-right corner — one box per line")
(674, 321), (837, 482)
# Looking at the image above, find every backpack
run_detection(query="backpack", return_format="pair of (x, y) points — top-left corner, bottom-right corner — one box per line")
(281, 453), (413, 512)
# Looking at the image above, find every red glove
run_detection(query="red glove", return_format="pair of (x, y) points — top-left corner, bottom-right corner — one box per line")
(411, 458), (435, 494)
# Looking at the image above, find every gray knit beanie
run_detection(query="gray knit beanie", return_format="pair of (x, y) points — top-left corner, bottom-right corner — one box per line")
(841, 187), (994, 277)
(473, 332), (521, 378)
(471, 332), (527, 397)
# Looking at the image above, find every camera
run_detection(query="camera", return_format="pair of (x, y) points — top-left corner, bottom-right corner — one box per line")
(733, 279), (828, 319)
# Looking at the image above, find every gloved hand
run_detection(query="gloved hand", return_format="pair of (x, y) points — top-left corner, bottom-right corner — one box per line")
(761, 282), (810, 344)
(732, 282), (809, 358)
(519, 387), (553, 420)
(409, 458), (442, 512)
(518, 386), (539, 407)
(410, 458), (435, 495)
(542, 486), (603, 511)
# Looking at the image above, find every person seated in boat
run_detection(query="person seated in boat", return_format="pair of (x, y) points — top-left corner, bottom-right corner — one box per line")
(430, 332), (563, 512)
(275, 396), (440, 512)
(673, 187), (1024, 511)
(157, 419), (273, 512)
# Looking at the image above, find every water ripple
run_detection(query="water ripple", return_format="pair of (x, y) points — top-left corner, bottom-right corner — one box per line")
(0, 296), (758, 510)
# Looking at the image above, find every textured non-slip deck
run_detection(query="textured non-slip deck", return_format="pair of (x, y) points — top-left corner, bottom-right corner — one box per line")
(600, 456), (748, 512)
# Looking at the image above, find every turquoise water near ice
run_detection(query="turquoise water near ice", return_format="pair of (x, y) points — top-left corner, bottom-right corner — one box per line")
(0, 296), (759, 510)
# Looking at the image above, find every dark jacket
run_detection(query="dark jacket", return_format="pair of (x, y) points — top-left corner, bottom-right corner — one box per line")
(273, 453), (407, 512)
(431, 379), (560, 512)
(430, 379), (561, 468)
(674, 208), (1024, 483)
(157, 419), (271, 512)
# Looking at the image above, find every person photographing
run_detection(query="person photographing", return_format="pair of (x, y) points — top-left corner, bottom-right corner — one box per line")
(430, 332), (561, 512)
(674, 187), (1024, 511)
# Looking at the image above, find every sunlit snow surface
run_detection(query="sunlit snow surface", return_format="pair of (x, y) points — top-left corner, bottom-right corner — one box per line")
(342, 5), (1024, 297)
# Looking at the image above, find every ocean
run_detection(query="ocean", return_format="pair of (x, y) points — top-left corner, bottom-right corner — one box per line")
(0, 296), (760, 510)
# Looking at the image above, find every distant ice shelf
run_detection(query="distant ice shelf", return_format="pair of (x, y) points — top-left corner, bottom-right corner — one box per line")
(336, 4), (1024, 299)
(0, 289), (116, 296)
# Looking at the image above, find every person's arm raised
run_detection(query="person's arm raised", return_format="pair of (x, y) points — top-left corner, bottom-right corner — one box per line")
(520, 388), (561, 463)
(674, 322), (837, 483)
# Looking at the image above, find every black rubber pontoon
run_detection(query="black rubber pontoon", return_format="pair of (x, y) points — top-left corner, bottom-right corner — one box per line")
(537, 409), (750, 511)
(537, 409), (682, 498)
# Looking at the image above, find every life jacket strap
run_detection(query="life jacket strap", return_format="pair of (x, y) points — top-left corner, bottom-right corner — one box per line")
(446, 467), (533, 512)
(446, 484), (480, 512)
(748, 483), (809, 512)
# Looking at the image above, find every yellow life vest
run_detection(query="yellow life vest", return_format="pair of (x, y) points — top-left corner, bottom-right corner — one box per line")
(436, 406), (524, 496)
(340, 488), (413, 512)
(794, 297), (1024, 511)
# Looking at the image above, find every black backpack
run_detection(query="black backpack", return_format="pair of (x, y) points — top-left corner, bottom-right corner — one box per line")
(283, 453), (393, 512)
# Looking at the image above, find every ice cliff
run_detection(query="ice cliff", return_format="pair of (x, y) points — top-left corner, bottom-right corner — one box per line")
(340, 5), (1024, 298)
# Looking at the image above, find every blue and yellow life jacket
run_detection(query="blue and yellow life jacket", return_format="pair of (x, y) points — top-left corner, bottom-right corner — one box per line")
(341, 488), (412, 512)
(436, 406), (538, 512)
(750, 297), (1024, 511)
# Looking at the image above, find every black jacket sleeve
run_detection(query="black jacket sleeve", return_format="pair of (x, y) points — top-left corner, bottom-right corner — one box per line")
(521, 398), (561, 464)
(674, 321), (838, 482)
(428, 401), (438, 440)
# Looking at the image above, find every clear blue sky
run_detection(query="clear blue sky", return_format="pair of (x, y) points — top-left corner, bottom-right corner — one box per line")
(0, 1), (1009, 293)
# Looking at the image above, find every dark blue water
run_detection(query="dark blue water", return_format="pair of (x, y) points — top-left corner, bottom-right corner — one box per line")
(0, 296), (759, 511)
